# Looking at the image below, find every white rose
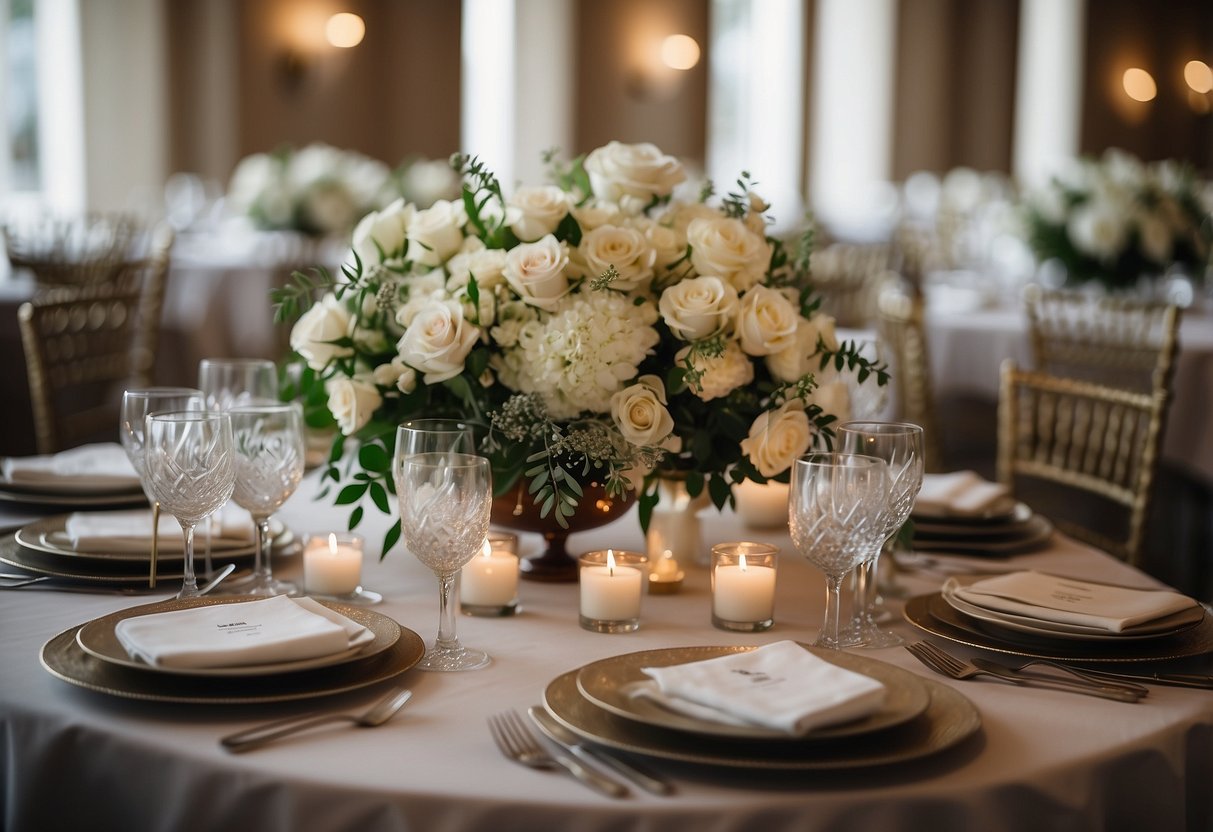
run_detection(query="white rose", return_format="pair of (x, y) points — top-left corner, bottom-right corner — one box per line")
(326, 377), (382, 436)
(371, 357), (418, 394)
(446, 242), (508, 292)
(571, 201), (622, 233)
(509, 185), (571, 242)
(575, 224), (656, 290)
(736, 285), (799, 356)
(766, 313), (839, 383)
(687, 217), (770, 292)
(629, 218), (684, 275)
(406, 199), (467, 267)
(743, 192), (770, 236)
(351, 198), (413, 267)
(1067, 201), (1128, 261)
(584, 141), (686, 203)
(300, 180), (357, 234)
(503, 234), (571, 310)
(675, 342), (754, 401)
(740, 403), (813, 478)
(396, 300), (480, 384)
(610, 375), (680, 451)
(667, 201), (721, 234)
(227, 153), (276, 207)
(659, 276), (738, 341)
(289, 293), (354, 371)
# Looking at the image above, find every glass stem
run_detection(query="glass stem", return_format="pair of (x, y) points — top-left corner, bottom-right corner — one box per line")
(180, 520), (198, 596)
(253, 515), (273, 580)
(149, 500), (160, 589)
(823, 574), (843, 647)
(202, 513), (214, 577)
(435, 572), (459, 651)
(855, 559), (874, 624)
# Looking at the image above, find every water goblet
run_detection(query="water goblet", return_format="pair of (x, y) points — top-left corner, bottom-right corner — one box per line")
(395, 451), (492, 671)
(789, 452), (888, 650)
(395, 419), (478, 458)
(119, 387), (205, 587)
(143, 411), (236, 599)
(226, 403), (305, 597)
(838, 421), (925, 648)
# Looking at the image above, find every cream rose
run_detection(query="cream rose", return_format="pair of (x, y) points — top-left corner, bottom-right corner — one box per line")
(740, 403), (813, 478)
(371, 357), (418, 394)
(675, 342), (754, 401)
(584, 141), (686, 204)
(687, 217), (769, 292)
(406, 199), (467, 267)
(326, 377), (382, 436)
(289, 293), (354, 370)
(766, 312), (840, 383)
(351, 198), (413, 267)
(736, 285), (799, 356)
(575, 224), (656, 290)
(1067, 202), (1129, 262)
(396, 300), (480, 383)
(610, 375), (680, 451)
(659, 276), (738, 341)
(503, 234), (571, 310)
(509, 185), (571, 242)
(571, 201), (622, 233)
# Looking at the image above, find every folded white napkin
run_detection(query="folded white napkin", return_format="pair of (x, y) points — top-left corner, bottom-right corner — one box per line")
(915, 470), (1011, 517)
(63, 504), (256, 552)
(2, 443), (139, 489)
(115, 595), (373, 669)
(952, 571), (1199, 633)
(636, 641), (886, 737)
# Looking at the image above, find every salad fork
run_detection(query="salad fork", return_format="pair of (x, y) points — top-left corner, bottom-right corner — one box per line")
(487, 710), (627, 798)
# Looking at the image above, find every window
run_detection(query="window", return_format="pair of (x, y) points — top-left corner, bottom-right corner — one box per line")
(3, 0), (39, 194)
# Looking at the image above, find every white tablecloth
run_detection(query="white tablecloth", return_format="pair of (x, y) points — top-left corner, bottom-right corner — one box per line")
(1, 473), (1211, 831)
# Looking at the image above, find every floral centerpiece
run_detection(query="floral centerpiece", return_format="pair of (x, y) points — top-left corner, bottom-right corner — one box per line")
(1023, 147), (1213, 291)
(276, 141), (887, 559)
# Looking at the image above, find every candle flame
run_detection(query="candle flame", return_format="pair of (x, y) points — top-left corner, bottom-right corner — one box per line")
(662, 548), (673, 560)
(328, 533), (339, 556)
(606, 548), (616, 576)
(481, 539), (493, 558)
(739, 553), (748, 571)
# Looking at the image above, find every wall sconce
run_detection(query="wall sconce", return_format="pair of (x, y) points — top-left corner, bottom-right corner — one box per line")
(627, 33), (701, 100)
(278, 11), (366, 91)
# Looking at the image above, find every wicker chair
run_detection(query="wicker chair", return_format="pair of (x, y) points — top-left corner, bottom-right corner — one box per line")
(875, 280), (945, 472)
(18, 224), (173, 453)
(3, 212), (141, 286)
(996, 362), (1170, 566)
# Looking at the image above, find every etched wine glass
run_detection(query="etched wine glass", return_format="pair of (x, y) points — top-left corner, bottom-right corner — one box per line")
(395, 451), (492, 671)
(789, 452), (888, 650)
(119, 388), (205, 587)
(143, 411), (235, 599)
(838, 421), (925, 648)
(226, 403), (305, 597)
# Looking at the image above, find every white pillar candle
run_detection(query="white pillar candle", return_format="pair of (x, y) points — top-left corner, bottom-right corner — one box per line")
(734, 480), (790, 529)
(713, 556), (777, 622)
(461, 541), (520, 606)
(579, 549), (645, 623)
(303, 533), (363, 596)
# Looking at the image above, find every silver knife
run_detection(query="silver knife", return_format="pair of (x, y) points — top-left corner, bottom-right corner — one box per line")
(528, 706), (674, 796)
(970, 659), (1143, 702)
(1063, 666), (1213, 691)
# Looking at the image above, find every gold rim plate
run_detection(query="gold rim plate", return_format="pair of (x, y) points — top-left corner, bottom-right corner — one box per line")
(0, 534), (188, 583)
(545, 668), (980, 770)
(15, 515), (263, 563)
(0, 477), (144, 497)
(904, 592), (1213, 662)
(74, 596), (401, 677)
(575, 645), (930, 741)
(911, 514), (1054, 556)
(0, 485), (148, 509)
(912, 499), (1024, 524)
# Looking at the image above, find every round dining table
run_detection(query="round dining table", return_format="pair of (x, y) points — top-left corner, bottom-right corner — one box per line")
(1, 471), (1211, 832)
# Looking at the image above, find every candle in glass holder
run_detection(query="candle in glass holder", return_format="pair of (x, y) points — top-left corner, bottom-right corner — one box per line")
(303, 532), (364, 597)
(579, 549), (647, 633)
(711, 542), (777, 631)
(647, 548), (685, 594)
(734, 480), (790, 529)
(461, 539), (520, 616)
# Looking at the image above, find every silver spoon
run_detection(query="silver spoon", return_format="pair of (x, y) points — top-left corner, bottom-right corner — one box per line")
(220, 687), (414, 752)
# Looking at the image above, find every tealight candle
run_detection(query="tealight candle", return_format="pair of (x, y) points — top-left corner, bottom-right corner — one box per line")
(461, 539), (520, 616)
(303, 532), (364, 597)
(733, 480), (790, 529)
(711, 542), (778, 631)
(579, 549), (647, 633)
(647, 547), (685, 594)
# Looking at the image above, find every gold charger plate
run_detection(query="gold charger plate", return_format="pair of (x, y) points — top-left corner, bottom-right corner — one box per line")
(16, 515), (259, 563)
(910, 514), (1054, 556)
(575, 645), (930, 741)
(545, 668), (980, 770)
(0, 484), (147, 509)
(74, 596), (401, 677)
(41, 618), (424, 705)
(912, 502), (1034, 537)
(0, 534), (189, 583)
(904, 592), (1213, 663)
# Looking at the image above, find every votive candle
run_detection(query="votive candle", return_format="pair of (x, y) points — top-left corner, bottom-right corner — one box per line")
(461, 539), (520, 616)
(579, 549), (647, 633)
(303, 532), (364, 597)
(711, 541), (778, 631)
(733, 480), (790, 529)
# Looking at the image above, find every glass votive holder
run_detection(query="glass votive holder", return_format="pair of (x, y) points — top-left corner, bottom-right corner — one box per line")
(733, 480), (790, 529)
(711, 542), (778, 632)
(460, 535), (520, 617)
(579, 549), (647, 633)
(302, 532), (382, 605)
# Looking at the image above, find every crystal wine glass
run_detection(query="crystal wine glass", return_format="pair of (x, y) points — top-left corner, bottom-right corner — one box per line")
(837, 421), (925, 648)
(119, 388), (205, 588)
(395, 451), (492, 671)
(789, 452), (888, 650)
(143, 411), (236, 599)
(226, 403), (305, 597)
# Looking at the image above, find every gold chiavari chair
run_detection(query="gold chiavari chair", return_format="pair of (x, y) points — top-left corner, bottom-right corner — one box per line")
(18, 224), (173, 454)
(996, 361), (1170, 566)
(809, 242), (893, 328)
(875, 280), (945, 472)
(3, 212), (140, 286)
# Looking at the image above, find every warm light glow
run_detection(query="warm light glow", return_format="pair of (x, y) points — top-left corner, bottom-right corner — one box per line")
(326, 12), (365, 48)
(328, 533), (339, 555)
(1185, 60), (1213, 94)
(739, 553), (748, 571)
(480, 540), (493, 558)
(606, 548), (616, 576)
(1122, 67), (1157, 102)
(660, 34), (700, 71)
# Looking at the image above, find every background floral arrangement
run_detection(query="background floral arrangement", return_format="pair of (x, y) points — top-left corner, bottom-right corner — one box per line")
(277, 141), (886, 557)
(1023, 147), (1213, 290)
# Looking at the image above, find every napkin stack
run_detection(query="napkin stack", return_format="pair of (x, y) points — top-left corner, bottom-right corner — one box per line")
(950, 571), (1200, 633)
(115, 595), (373, 669)
(2, 443), (140, 488)
(64, 504), (257, 552)
(915, 470), (1011, 517)
(635, 641), (886, 736)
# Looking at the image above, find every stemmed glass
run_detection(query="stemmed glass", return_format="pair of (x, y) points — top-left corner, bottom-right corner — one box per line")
(395, 419), (478, 457)
(789, 452), (888, 650)
(837, 421), (925, 648)
(227, 403), (305, 597)
(395, 451), (492, 671)
(143, 411), (236, 599)
(119, 388), (205, 588)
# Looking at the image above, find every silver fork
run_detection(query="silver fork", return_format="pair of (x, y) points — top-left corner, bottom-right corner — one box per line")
(905, 641), (1143, 702)
(487, 710), (627, 798)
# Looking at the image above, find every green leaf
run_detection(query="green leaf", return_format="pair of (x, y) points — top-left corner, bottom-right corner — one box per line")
(708, 473), (732, 509)
(379, 520), (401, 561)
(348, 505), (364, 529)
(358, 443), (390, 473)
(335, 483), (368, 505)
(369, 481), (391, 514)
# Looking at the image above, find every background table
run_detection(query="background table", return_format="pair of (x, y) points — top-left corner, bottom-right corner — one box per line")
(2, 473), (1211, 831)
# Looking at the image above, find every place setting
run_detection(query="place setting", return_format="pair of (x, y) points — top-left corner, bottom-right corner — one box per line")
(0, 443), (149, 509)
(908, 471), (1054, 556)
